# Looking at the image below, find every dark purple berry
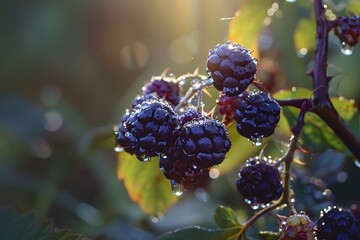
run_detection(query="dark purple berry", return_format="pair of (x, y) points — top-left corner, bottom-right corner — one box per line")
(335, 15), (360, 47)
(176, 118), (231, 168)
(316, 206), (360, 240)
(234, 91), (280, 140)
(236, 157), (283, 206)
(142, 75), (182, 106)
(160, 147), (209, 190)
(178, 108), (202, 126)
(120, 98), (179, 161)
(207, 41), (257, 96)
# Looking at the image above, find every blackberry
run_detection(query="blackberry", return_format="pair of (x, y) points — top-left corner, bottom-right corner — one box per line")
(234, 90), (280, 141)
(142, 75), (182, 106)
(176, 118), (231, 168)
(121, 98), (179, 161)
(206, 41), (257, 96)
(316, 206), (360, 240)
(160, 147), (209, 190)
(278, 212), (316, 240)
(178, 108), (202, 126)
(236, 157), (283, 207)
(335, 15), (360, 47)
(115, 111), (135, 154)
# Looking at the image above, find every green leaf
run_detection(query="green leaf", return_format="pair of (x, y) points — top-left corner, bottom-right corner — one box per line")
(274, 88), (360, 155)
(229, 0), (271, 59)
(214, 205), (239, 228)
(117, 152), (178, 215)
(157, 226), (241, 240)
(258, 231), (279, 240)
(0, 206), (81, 240)
(294, 18), (316, 51)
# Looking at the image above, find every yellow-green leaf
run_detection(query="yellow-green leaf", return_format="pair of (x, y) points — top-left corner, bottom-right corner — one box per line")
(294, 18), (316, 51)
(347, 0), (360, 13)
(117, 152), (178, 215)
(229, 0), (271, 59)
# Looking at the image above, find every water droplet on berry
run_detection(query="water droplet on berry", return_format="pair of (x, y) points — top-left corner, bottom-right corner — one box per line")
(340, 42), (354, 55)
(191, 78), (203, 90)
(171, 179), (184, 196)
(114, 145), (123, 152)
(355, 160), (360, 168)
(250, 136), (263, 146)
(138, 154), (150, 162)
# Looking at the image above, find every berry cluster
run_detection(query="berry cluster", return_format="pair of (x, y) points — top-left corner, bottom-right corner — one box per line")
(115, 74), (231, 192)
(335, 15), (360, 47)
(207, 42), (281, 143)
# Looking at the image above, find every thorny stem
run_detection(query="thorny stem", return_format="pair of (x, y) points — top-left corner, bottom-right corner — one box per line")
(312, 0), (360, 159)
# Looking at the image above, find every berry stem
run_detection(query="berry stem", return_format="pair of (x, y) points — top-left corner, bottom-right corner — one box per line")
(174, 76), (213, 112)
(275, 98), (311, 109)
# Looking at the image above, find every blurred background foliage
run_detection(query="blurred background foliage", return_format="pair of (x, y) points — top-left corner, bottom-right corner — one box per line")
(0, 0), (360, 239)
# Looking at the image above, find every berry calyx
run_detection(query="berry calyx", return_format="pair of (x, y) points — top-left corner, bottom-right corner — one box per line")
(234, 90), (281, 142)
(316, 206), (360, 240)
(236, 157), (283, 207)
(142, 75), (182, 106)
(207, 41), (257, 96)
(278, 212), (316, 240)
(176, 117), (231, 168)
(119, 98), (179, 161)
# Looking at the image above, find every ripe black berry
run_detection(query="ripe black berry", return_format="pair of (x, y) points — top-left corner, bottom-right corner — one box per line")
(335, 15), (360, 47)
(207, 41), (257, 96)
(142, 75), (182, 106)
(120, 98), (179, 161)
(316, 206), (360, 240)
(234, 90), (280, 141)
(236, 157), (283, 207)
(176, 118), (231, 168)
(160, 147), (209, 190)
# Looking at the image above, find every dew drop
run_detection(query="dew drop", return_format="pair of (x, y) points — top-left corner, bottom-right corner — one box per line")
(171, 179), (184, 196)
(286, 0), (296, 2)
(250, 203), (260, 210)
(250, 136), (263, 146)
(114, 145), (123, 152)
(138, 154), (150, 162)
(340, 42), (354, 55)
(191, 78), (203, 90)
(355, 160), (360, 168)
(179, 79), (186, 85)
